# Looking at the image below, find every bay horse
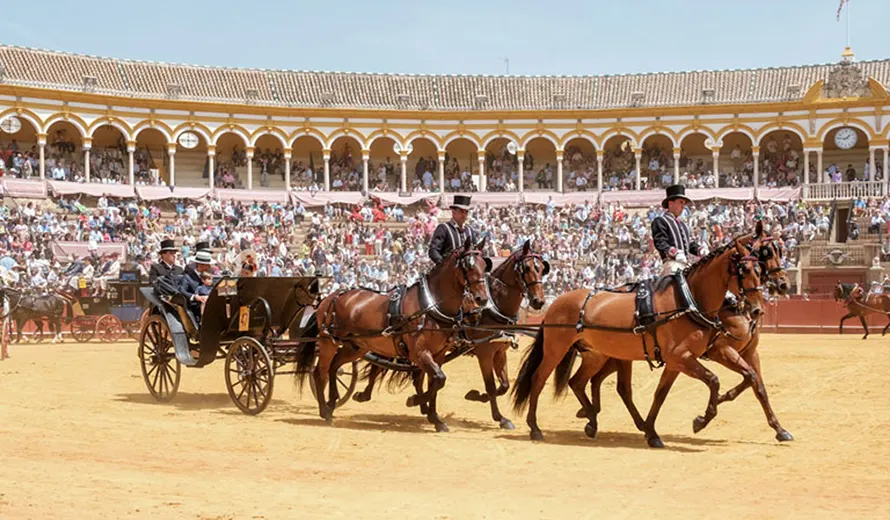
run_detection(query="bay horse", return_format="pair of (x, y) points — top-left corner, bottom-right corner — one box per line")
(512, 233), (757, 448)
(834, 282), (890, 339)
(294, 239), (491, 432)
(568, 235), (796, 443)
(351, 239), (549, 429)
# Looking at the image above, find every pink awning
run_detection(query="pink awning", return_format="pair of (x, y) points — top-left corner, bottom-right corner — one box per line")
(49, 180), (135, 198)
(2, 178), (47, 198)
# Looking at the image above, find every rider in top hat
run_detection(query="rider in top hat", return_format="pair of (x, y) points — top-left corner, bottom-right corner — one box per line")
(652, 184), (705, 275)
(148, 238), (184, 284)
(428, 195), (478, 264)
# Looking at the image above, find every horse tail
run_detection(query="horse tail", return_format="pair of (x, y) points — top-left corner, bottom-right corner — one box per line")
(293, 312), (318, 392)
(553, 343), (579, 398)
(512, 328), (545, 413)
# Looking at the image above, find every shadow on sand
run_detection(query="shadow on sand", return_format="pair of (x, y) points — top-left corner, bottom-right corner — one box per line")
(114, 392), (289, 412)
(278, 411), (502, 435)
(495, 428), (729, 453)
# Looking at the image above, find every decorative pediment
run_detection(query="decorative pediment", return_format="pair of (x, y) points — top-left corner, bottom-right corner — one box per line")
(823, 59), (870, 99)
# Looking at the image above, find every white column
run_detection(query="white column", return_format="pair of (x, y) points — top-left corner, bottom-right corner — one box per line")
(869, 147), (876, 182)
(127, 141), (135, 185)
(400, 151), (408, 192)
(323, 150), (331, 191)
(817, 149), (823, 183)
(167, 144), (176, 187)
(752, 146), (760, 199)
(712, 148), (720, 188)
(208, 146), (216, 189)
(883, 147), (889, 197)
(245, 147), (254, 190)
(517, 150), (525, 192)
(634, 150), (642, 191)
(362, 151), (370, 193)
(596, 151), (604, 194)
(37, 134), (46, 180)
(556, 150), (564, 192)
(437, 151), (445, 193)
(672, 148), (681, 184)
(284, 148), (292, 190)
(83, 138), (92, 183)
(476, 150), (486, 192)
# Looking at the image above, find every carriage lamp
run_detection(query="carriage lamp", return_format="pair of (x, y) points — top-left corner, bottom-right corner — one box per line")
(218, 279), (238, 297)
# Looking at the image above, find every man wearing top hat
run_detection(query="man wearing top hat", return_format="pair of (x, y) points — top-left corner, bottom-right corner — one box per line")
(428, 195), (478, 264)
(652, 184), (706, 275)
(148, 239), (184, 284)
(178, 250), (215, 321)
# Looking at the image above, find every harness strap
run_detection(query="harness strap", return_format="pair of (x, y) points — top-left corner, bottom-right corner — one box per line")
(576, 289), (597, 332)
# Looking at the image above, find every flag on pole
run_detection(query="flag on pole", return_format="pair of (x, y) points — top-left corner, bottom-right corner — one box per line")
(837, 0), (847, 21)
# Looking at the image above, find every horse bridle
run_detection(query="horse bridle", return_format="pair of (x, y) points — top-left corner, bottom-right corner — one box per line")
(445, 249), (490, 319)
(496, 252), (548, 298)
(752, 238), (786, 291)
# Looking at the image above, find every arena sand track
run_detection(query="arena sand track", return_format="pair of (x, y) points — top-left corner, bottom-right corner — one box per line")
(0, 334), (888, 520)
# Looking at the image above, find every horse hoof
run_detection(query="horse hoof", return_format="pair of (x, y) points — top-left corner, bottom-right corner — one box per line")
(464, 390), (484, 402)
(499, 418), (515, 430)
(647, 436), (664, 449)
(353, 393), (370, 403)
(693, 416), (707, 434)
(406, 395), (418, 407)
(575, 408), (586, 419)
(530, 430), (544, 442)
(584, 422), (597, 439)
(435, 423), (450, 433)
(776, 430), (794, 442)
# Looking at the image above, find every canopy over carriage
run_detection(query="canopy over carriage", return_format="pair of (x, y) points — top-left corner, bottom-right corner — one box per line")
(138, 274), (357, 415)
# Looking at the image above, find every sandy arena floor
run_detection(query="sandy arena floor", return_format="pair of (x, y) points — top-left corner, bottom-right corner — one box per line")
(0, 334), (888, 520)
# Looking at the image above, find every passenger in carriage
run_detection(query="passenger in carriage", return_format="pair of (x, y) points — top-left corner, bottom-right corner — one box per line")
(428, 195), (477, 264)
(148, 239), (183, 284)
(178, 250), (214, 321)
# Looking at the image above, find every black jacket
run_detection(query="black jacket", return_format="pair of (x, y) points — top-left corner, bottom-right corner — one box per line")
(428, 221), (477, 264)
(148, 261), (184, 284)
(651, 211), (701, 260)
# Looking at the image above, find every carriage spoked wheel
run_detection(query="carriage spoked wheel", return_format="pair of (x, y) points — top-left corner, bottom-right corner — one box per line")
(96, 315), (123, 343)
(139, 315), (181, 402)
(309, 360), (358, 409)
(70, 317), (96, 343)
(224, 337), (274, 416)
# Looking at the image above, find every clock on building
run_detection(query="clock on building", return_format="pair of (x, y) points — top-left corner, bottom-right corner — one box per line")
(0, 116), (22, 134)
(833, 127), (858, 150)
(178, 131), (199, 149)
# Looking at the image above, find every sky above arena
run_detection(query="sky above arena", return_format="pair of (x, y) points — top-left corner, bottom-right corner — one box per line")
(2, 0), (887, 76)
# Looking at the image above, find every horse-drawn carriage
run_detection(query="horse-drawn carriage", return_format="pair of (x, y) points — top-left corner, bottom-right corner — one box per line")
(137, 274), (358, 415)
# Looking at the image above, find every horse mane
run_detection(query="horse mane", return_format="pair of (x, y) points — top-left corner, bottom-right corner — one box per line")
(491, 248), (520, 279)
(681, 235), (749, 278)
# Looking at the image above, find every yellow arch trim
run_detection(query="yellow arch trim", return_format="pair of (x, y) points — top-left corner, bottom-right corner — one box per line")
(441, 130), (482, 149)
(598, 127), (640, 148)
(676, 125), (717, 145)
(755, 121), (808, 144)
(88, 116), (134, 140)
(560, 130), (599, 150)
(637, 126), (679, 148)
(326, 128), (367, 149)
(403, 130), (444, 150)
(43, 112), (89, 137)
(0, 108), (42, 134)
(519, 129), (560, 149)
(133, 120), (174, 142)
(714, 124), (757, 145)
(365, 129), (406, 149)
(211, 123), (251, 146)
(816, 117), (876, 141)
(480, 129), (522, 148)
(250, 126), (289, 148)
(287, 127), (327, 148)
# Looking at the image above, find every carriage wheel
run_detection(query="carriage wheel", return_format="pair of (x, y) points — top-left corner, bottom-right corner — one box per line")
(125, 321), (142, 341)
(19, 319), (45, 344)
(224, 337), (274, 415)
(70, 317), (95, 343)
(96, 315), (123, 343)
(139, 315), (181, 402)
(309, 360), (358, 409)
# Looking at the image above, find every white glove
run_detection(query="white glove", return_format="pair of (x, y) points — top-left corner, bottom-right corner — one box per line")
(698, 246), (709, 257)
(674, 252), (688, 264)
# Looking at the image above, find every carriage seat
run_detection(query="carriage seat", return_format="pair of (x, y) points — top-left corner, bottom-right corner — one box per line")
(163, 293), (201, 341)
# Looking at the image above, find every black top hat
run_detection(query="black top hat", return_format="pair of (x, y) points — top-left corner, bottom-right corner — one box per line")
(450, 195), (472, 211)
(194, 241), (211, 253)
(661, 184), (692, 208)
(159, 239), (177, 253)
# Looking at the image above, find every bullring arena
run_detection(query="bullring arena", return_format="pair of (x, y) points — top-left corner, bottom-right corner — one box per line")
(1, 334), (889, 519)
(2, 8), (890, 518)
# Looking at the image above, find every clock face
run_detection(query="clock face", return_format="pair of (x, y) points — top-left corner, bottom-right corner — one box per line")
(833, 127), (858, 150)
(0, 116), (22, 134)
(177, 131), (199, 149)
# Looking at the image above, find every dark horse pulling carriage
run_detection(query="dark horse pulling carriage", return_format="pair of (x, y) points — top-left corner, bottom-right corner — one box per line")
(138, 274), (358, 415)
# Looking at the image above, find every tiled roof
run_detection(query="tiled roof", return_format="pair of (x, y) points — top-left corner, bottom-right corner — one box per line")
(1, 44), (888, 110)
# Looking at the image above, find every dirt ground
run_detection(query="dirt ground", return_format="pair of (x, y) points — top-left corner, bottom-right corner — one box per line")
(0, 334), (888, 520)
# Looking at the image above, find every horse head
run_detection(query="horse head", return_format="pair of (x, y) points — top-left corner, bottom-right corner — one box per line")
(513, 239), (549, 311)
(753, 220), (790, 296)
(432, 238), (490, 315)
(732, 239), (766, 320)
